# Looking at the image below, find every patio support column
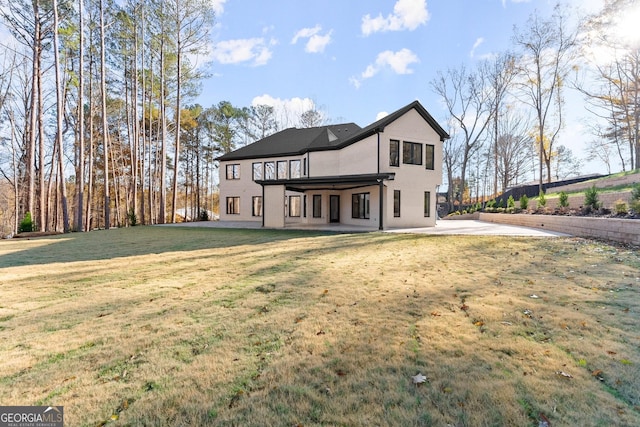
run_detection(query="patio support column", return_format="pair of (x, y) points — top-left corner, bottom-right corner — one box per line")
(378, 180), (384, 230)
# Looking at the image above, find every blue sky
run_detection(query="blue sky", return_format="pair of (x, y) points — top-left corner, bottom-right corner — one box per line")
(199, 0), (613, 174)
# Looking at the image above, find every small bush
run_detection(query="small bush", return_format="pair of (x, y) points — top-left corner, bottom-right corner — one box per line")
(559, 191), (569, 208)
(631, 199), (640, 214)
(199, 209), (209, 221)
(631, 183), (640, 201)
(127, 208), (138, 226)
(614, 199), (628, 215)
(584, 185), (600, 210)
(19, 212), (34, 233)
(486, 200), (496, 209)
(507, 195), (515, 209)
(519, 195), (529, 210)
(538, 190), (546, 207)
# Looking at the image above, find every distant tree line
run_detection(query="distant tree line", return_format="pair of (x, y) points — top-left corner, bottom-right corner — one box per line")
(431, 0), (639, 209)
(0, 0), (324, 235)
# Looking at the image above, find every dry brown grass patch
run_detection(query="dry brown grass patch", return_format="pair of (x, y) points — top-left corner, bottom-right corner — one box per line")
(0, 227), (639, 426)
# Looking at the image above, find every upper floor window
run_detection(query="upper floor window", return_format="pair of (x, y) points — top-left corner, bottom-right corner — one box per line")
(264, 162), (275, 180)
(403, 141), (422, 165)
(226, 164), (240, 180)
(252, 162), (262, 181)
(389, 139), (400, 167)
(425, 144), (435, 170)
(277, 161), (287, 180)
(290, 160), (301, 178)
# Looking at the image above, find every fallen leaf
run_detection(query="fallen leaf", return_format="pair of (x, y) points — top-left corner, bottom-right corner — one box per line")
(430, 311), (441, 317)
(474, 321), (484, 327)
(607, 350), (617, 355)
(556, 371), (573, 378)
(412, 373), (427, 384)
(460, 304), (469, 311)
(316, 330), (325, 335)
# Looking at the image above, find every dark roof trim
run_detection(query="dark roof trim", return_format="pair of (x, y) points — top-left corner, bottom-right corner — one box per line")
(255, 173), (395, 192)
(322, 100), (450, 151)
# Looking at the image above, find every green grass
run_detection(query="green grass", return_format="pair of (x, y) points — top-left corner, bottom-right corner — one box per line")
(0, 226), (639, 426)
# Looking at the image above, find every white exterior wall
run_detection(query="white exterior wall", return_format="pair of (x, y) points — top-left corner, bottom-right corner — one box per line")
(378, 109), (443, 228)
(308, 136), (378, 177)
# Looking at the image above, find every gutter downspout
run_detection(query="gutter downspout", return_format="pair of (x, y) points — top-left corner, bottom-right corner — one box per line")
(261, 184), (265, 228)
(378, 179), (384, 230)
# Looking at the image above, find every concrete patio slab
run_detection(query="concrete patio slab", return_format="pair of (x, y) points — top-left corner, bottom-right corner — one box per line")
(158, 219), (569, 237)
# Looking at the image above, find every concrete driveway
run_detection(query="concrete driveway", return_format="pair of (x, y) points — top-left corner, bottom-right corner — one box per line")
(160, 219), (568, 237)
(387, 219), (569, 237)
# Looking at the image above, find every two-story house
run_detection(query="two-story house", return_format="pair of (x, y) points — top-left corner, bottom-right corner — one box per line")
(216, 100), (449, 230)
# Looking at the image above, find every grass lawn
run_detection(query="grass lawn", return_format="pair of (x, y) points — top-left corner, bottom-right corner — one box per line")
(0, 226), (639, 426)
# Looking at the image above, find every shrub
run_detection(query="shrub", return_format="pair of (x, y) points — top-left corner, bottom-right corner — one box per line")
(631, 199), (640, 214)
(631, 183), (640, 201)
(538, 190), (546, 207)
(127, 208), (138, 226)
(559, 191), (569, 208)
(486, 200), (496, 209)
(519, 195), (529, 210)
(584, 185), (600, 210)
(199, 209), (209, 221)
(19, 212), (34, 233)
(507, 195), (515, 209)
(614, 199), (628, 215)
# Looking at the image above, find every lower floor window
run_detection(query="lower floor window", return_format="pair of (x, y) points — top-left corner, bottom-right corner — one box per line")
(394, 190), (401, 217)
(424, 191), (431, 217)
(252, 196), (262, 217)
(351, 192), (370, 219)
(226, 197), (240, 215)
(313, 195), (322, 218)
(289, 195), (301, 217)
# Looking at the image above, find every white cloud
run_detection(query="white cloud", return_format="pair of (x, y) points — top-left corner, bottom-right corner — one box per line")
(211, 38), (276, 66)
(251, 94), (318, 128)
(376, 111), (389, 121)
(211, 0), (227, 16)
(501, 0), (532, 6)
(292, 25), (333, 53)
(351, 48), (419, 88)
(362, 0), (430, 36)
(469, 37), (484, 58)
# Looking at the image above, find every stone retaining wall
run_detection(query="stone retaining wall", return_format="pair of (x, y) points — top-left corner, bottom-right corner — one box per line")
(479, 212), (640, 246)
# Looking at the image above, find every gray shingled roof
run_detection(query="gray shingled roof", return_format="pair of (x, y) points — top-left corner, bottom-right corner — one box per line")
(216, 100), (449, 161)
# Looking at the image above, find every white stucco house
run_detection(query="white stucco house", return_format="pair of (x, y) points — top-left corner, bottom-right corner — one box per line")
(216, 100), (449, 230)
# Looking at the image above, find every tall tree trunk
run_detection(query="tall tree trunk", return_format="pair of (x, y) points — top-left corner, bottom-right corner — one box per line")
(53, 0), (70, 233)
(27, 1), (40, 229)
(171, 3), (182, 223)
(75, 0), (85, 231)
(159, 32), (167, 224)
(100, 0), (110, 229)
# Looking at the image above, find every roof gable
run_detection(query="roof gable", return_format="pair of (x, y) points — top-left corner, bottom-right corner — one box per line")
(216, 100), (448, 161)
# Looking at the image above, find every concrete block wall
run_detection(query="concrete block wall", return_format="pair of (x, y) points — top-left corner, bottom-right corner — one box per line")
(479, 213), (640, 246)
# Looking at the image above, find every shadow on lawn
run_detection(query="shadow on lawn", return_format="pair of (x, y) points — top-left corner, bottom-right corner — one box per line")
(0, 226), (346, 267)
